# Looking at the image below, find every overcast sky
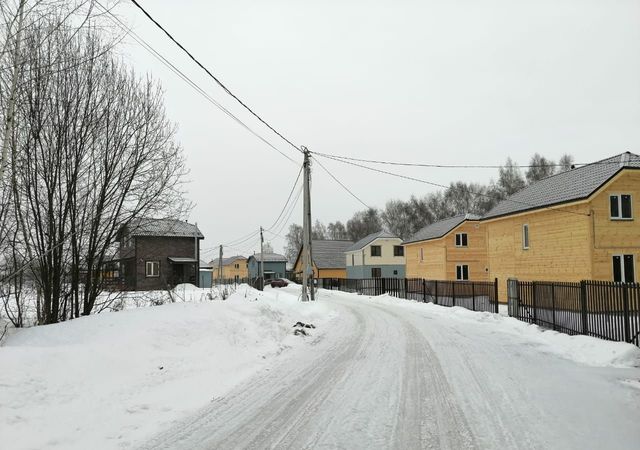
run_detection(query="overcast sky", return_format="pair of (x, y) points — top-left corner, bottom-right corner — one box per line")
(111, 0), (640, 258)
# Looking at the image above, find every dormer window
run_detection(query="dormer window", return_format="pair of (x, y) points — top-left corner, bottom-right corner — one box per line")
(610, 194), (633, 220)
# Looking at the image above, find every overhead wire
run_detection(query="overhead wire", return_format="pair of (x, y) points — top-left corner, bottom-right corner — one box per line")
(314, 153), (592, 217)
(129, 0), (303, 155)
(312, 156), (371, 210)
(95, 1), (299, 165)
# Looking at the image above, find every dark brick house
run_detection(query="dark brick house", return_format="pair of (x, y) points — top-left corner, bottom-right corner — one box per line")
(116, 218), (204, 291)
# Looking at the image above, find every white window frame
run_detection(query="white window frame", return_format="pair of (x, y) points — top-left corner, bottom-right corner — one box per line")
(145, 260), (160, 278)
(609, 194), (633, 220)
(612, 254), (635, 283)
(522, 224), (530, 250)
(456, 264), (469, 281)
(455, 233), (468, 247)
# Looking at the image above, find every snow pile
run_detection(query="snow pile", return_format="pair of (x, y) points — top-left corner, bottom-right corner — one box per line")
(0, 285), (335, 450)
(355, 292), (640, 368)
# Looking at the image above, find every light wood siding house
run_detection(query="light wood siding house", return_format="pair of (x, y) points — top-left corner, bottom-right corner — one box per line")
(483, 151), (640, 300)
(404, 214), (488, 282)
(210, 255), (248, 282)
(293, 240), (354, 280)
(345, 231), (406, 279)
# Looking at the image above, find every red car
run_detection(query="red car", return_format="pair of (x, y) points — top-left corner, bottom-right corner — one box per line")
(270, 278), (289, 288)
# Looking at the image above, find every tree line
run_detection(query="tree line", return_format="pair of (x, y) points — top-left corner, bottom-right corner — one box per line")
(0, 1), (188, 326)
(284, 153), (573, 261)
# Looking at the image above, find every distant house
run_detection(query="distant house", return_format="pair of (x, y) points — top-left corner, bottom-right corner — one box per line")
(199, 260), (213, 288)
(293, 240), (354, 280)
(404, 214), (486, 282)
(247, 253), (288, 281)
(210, 255), (248, 282)
(345, 231), (405, 279)
(116, 218), (204, 291)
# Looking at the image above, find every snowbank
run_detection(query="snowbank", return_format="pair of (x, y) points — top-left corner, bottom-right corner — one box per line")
(0, 285), (335, 450)
(348, 292), (640, 369)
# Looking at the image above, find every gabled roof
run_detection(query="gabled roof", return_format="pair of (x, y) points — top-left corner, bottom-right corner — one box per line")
(345, 231), (399, 252)
(248, 253), (288, 263)
(210, 255), (246, 268)
(294, 240), (354, 270)
(483, 152), (640, 219)
(124, 218), (204, 239)
(404, 213), (481, 244)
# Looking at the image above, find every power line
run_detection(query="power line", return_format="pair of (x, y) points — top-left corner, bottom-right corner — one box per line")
(129, 0), (302, 155)
(313, 155), (371, 210)
(313, 151), (622, 169)
(315, 153), (591, 218)
(265, 163), (303, 231)
(95, 1), (299, 165)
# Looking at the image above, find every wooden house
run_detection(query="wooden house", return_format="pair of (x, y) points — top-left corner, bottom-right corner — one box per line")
(116, 218), (204, 291)
(404, 214), (487, 281)
(483, 151), (640, 300)
(293, 239), (354, 280)
(210, 255), (248, 282)
(345, 231), (405, 279)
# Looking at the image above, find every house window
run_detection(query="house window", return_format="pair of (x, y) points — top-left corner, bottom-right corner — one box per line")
(351, 254), (355, 266)
(393, 270), (398, 275)
(455, 233), (468, 247)
(456, 264), (469, 281)
(610, 194), (633, 219)
(613, 255), (635, 283)
(234, 263), (239, 269)
(522, 224), (530, 250)
(371, 245), (381, 257)
(145, 261), (160, 278)
(371, 267), (382, 278)
(393, 246), (404, 257)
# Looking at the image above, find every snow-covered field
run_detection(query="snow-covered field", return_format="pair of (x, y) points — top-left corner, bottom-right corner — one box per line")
(0, 284), (335, 450)
(2, 285), (640, 449)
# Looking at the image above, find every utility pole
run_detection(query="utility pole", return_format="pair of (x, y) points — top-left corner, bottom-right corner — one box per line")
(301, 147), (315, 301)
(218, 244), (223, 286)
(0, 0), (27, 181)
(260, 226), (265, 290)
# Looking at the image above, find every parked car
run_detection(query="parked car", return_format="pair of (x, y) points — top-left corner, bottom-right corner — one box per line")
(270, 278), (289, 288)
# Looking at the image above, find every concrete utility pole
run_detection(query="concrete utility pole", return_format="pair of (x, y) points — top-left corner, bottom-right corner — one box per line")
(218, 245), (223, 286)
(260, 226), (265, 290)
(0, 0), (27, 181)
(301, 147), (315, 301)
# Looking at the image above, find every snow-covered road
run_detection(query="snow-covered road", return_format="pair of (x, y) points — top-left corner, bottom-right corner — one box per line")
(143, 290), (640, 450)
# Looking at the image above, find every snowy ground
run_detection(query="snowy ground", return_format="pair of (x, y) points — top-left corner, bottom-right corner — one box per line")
(2, 286), (640, 449)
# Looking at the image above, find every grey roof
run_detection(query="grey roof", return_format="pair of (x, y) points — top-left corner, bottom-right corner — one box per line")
(483, 152), (640, 219)
(345, 231), (399, 252)
(404, 214), (481, 244)
(126, 218), (204, 238)
(310, 240), (354, 269)
(248, 252), (288, 263)
(210, 255), (246, 267)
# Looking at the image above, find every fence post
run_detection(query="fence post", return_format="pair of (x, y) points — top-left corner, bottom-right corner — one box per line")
(452, 281), (456, 307)
(471, 282), (476, 311)
(422, 279), (426, 303)
(532, 281), (537, 324)
(551, 283), (556, 331)
(623, 283), (631, 343)
(434, 280), (438, 305)
(494, 278), (499, 314)
(404, 278), (408, 299)
(580, 280), (588, 335)
(381, 277), (386, 296)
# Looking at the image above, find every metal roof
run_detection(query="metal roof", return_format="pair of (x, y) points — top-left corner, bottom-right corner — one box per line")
(345, 231), (400, 252)
(248, 253), (288, 263)
(403, 214), (481, 244)
(310, 240), (354, 269)
(483, 152), (640, 219)
(126, 218), (204, 239)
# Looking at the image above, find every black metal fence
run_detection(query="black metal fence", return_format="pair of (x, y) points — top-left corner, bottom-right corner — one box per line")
(319, 277), (499, 314)
(507, 279), (640, 346)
